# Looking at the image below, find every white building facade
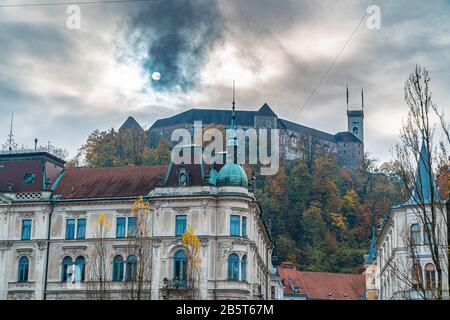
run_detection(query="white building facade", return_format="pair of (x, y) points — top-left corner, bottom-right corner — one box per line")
(0, 149), (273, 300)
(370, 143), (449, 300)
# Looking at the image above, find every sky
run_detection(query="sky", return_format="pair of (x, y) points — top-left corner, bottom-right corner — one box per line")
(0, 0), (449, 163)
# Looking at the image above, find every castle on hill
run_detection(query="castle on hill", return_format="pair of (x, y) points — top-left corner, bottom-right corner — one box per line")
(121, 96), (365, 170)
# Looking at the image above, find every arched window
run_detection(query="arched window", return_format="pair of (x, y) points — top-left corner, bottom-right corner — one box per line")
(241, 255), (247, 281)
(425, 263), (436, 290)
(411, 263), (422, 290)
(173, 250), (188, 287)
(228, 253), (240, 280)
(411, 224), (421, 245)
(18, 256), (29, 283)
(126, 255), (137, 281)
(75, 256), (85, 282)
(61, 256), (73, 282)
(113, 255), (124, 281)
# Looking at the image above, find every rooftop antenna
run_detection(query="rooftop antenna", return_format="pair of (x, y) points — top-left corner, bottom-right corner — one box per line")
(6, 112), (17, 151)
(361, 86), (364, 109)
(346, 84), (349, 111)
(230, 81), (238, 164)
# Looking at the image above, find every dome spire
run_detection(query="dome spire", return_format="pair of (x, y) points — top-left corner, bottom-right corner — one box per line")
(228, 81), (238, 164)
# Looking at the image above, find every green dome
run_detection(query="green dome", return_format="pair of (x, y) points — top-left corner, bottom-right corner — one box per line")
(217, 164), (248, 188)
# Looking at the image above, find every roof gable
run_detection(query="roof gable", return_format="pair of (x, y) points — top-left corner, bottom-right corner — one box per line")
(119, 116), (143, 132)
(257, 103), (277, 117)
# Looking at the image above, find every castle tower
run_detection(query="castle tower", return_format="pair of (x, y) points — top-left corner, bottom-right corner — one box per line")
(347, 86), (364, 144)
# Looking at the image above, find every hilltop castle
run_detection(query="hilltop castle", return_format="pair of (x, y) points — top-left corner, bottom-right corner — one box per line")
(121, 98), (365, 170)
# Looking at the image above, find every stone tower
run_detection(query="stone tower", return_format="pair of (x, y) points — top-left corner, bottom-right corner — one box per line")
(347, 87), (364, 144)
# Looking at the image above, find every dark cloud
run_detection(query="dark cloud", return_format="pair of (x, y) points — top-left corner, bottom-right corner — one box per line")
(124, 0), (224, 92)
(0, 0), (449, 162)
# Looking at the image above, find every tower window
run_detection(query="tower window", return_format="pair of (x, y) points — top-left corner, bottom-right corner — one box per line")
(230, 215), (241, 237)
(228, 253), (240, 280)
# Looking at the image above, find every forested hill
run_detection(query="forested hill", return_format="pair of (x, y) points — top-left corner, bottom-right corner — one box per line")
(255, 156), (404, 273)
(70, 127), (405, 273)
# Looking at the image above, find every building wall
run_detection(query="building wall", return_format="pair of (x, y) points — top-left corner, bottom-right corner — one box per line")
(376, 206), (448, 300)
(0, 186), (272, 300)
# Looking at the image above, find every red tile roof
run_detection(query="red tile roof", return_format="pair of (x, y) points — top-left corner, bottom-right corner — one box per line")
(54, 165), (168, 199)
(277, 263), (365, 300)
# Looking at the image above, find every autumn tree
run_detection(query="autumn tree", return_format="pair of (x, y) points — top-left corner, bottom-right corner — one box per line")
(121, 196), (154, 300)
(181, 226), (201, 299)
(87, 213), (112, 300)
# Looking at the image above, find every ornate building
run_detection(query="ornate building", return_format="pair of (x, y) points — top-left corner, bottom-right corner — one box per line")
(122, 96), (365, 170)
(0, 106), (273, 300)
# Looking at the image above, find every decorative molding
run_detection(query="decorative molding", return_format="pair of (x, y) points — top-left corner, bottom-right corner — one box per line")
(152, 239), (162, 248)
(218, 241), (232, 259)
(18, 212), (35, 219)
(199, 236), (209, 248)
(0, 240), (13, 251)
(37, 240), (48, 251)
(61, 245), (87, 258)
(66, 211), (87, 218)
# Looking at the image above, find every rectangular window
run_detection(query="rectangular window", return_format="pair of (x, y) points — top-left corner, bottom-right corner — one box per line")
(116, 217), (126, 238)
(21, 220), (32, 240)
(242, 216), (247, 238)
(230, 215), (241, 237)
(127, 217), (138, 237)
(66, 219), (75, 240)
(423, 223), (432, 245)
(175, 215), (187, 236)
(77, 219), (86, 239)
(411, 224), (421, 245)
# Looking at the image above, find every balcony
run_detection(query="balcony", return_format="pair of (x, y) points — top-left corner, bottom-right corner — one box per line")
(160, 278), (199, 300)
(7, 282), (35, 300)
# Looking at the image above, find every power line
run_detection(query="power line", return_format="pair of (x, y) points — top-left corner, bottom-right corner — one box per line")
(0, 0), (159, 8)
(295, 0), (377, 119)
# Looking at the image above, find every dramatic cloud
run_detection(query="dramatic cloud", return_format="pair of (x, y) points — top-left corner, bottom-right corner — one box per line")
(123, 0), (224, 92)
(0, 0), (449, 162)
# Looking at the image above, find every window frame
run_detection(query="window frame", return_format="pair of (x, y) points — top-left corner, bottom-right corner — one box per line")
(410, 224), (421, 245)
(126, 255), (138, 281)
(425, 263), (436, 290)
(116, 217), (127, 238)
(61, 256), (74, 283)
(173, 250), (188, 287)
(65, 219), (76, 240)
(175, 215), (187, 237)
(230, 215), (241, 237)
(241, 255), (247, 281)
(228, 253), (240, 281)
(242, 216), (247, 238)
(127, 216), (138, 238)
(112, 255), (125, 281)
(76, 219), (86, 240)
(18, 256), (29, 283)
(21, 219), (32, 241)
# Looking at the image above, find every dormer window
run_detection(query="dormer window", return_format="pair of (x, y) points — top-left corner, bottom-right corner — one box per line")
(23, 173), (36, 185)
(178, 167), (189, 186)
